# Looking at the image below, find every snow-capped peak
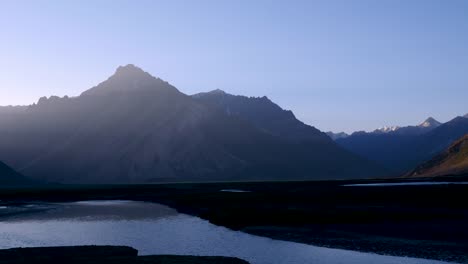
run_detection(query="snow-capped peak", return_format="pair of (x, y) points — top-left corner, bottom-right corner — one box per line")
(419, 117), (441, 128)
(375, 126), (400, 133)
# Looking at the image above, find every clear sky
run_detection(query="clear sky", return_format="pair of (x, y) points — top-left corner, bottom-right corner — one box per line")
(1, 0), (467, 133)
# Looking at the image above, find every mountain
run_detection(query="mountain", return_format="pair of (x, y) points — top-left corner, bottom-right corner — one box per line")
(336, 115), (468, 174)
(370, 117), (441, 136)
(192, 89), (330, 144)
(373, 126), (400, 134)
(0, 161), (36, 186)
(419, 117), (442, 128)
(407, 134), (468, 177)
(327, 117), (442, 142)
(326, 131), (349, 141)
(192, 89), (387, 178)
(0, 65), (384, 184)
(0, 106), (27, 114)
(391, 117), (441, 136)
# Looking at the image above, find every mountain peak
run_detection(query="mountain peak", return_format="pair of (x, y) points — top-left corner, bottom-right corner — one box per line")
(419, 117), (441, 128)
(208, 89), (227, 95)
(192, 89), (229, 99)
(374, 126), (400, 133)
(81, 65), (177, 97)
(113, 64), (152, 79)
(464, 113), (468, 118)
(116, 63), (141, 71)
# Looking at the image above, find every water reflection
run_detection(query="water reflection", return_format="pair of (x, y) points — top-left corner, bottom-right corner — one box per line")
(343, 182), (468, 187)
(6, 201), (177, 221)
(0, 200), (451, 264)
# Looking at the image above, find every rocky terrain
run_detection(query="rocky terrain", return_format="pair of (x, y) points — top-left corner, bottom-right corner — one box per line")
(407, 134), (468, 177)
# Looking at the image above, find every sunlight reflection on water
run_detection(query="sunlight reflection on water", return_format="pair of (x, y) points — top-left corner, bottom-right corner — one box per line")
(0, 200), (452, 264)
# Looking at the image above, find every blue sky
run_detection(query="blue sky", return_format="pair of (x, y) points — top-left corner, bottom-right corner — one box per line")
(1, 0), (467, 133)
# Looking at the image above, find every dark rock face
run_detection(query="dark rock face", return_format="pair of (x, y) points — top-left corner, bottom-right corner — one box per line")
(192, 89), (387, 178)
(0, 65), (384, 184)
(0, 161), (36, 186)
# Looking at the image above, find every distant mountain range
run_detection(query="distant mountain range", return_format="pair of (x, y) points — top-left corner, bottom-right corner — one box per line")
(407, 134), (468, 177)
(326, 117), (442, 141)
(372, 117), (442, 136)
(335, 115), (468, 174)
(0, 65), (384, 184)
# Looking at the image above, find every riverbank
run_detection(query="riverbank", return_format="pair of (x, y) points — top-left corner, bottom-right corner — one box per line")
(0, 176), (467, 263)
(0, 246), (249, 263)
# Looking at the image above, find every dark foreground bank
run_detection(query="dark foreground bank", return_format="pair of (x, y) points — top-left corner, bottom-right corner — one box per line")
(0, 176), (467, 263)
(0, 246), (249, 264)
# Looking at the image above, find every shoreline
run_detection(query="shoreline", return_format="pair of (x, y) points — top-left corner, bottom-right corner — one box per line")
(0, 246), (249, 264)
(241, 226), (464, 263)
(0, 178), (467, 263)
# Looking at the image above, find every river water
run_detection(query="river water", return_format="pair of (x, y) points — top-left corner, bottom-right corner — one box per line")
(0, 200), (451, 264)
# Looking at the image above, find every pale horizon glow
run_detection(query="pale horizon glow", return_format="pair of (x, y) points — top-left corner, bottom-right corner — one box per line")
(1, 0), (467, 133)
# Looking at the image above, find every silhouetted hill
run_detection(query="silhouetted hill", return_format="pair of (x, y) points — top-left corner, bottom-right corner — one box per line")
(0, 65), (385, 184)
(0, 161), (36, 186)
(337, 115), (468, 173)
(407, 134), (468, 177)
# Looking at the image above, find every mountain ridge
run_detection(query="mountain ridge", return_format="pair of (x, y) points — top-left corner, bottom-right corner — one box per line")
(336, 115), (468, 173)
(326, 131), (349, 141)
(370, 117), (441, 136)
(327, 117), (443, 141)
(81, 64), (180, 97)
(407, 134), (468, 177)
(192, 89), (331, 144)
(0, 65), (385, 184)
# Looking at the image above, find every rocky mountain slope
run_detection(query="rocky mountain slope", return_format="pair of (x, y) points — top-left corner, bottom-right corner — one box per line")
(0, 65), (384, 184)
(407, 134), (468, 177)
(192, 89), (330, 144)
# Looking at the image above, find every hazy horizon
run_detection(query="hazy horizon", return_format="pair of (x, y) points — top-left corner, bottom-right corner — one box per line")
(1, 0), (468, 133)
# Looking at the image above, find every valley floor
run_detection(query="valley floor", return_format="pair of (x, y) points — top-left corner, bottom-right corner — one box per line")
(0, 176), (467, 263)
